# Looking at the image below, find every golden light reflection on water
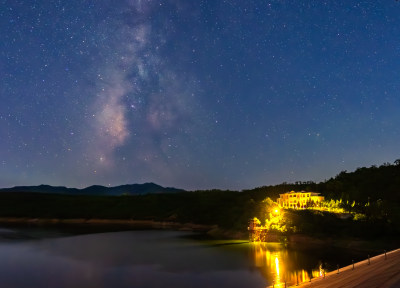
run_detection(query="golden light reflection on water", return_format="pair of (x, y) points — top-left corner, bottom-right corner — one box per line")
(250, 242), (325, 287)
(275, 256), (280, 282)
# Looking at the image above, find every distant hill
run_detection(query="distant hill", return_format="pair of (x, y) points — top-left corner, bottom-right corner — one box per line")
(0, 183), (185, 196)
(242, 160), (400, 203)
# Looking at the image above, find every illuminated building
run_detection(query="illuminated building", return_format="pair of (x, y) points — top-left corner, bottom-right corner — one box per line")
(277, 191), (324, 209)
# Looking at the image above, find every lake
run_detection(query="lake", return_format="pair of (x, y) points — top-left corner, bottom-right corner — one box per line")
(0, 226), (367, 288)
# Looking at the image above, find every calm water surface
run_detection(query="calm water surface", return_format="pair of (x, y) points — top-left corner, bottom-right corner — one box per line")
(0, 227), (366, 288)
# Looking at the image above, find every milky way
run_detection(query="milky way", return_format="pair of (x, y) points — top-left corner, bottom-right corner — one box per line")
(1, 0), (400, 190)
(86, 1), (202, 181)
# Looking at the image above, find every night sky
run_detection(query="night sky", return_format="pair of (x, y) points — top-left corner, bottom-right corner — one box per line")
(1, 1), (400, 190)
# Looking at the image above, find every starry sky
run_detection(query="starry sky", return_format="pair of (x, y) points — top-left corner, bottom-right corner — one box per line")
(1, 0), (400, 191)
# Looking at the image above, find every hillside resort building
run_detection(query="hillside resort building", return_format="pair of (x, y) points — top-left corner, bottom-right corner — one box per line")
(277, 191), (324, 209)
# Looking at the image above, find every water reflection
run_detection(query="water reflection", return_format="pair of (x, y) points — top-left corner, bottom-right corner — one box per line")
(0, 230), (267, 288)
(0, 227), (366, 288)
(250, 242), (326, 287)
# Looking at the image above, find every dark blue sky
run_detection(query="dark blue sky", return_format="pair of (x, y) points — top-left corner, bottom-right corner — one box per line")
(1, 0), (399, 190)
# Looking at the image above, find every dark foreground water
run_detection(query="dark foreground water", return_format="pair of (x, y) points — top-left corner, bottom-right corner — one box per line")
(0, 227), (367, 288)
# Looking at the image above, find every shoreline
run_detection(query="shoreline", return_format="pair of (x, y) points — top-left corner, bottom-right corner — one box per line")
(0, 217), (254, 239)
(0, 217), (216, 232)
(287, 233), (399, 253)
(0, 217), (396, 252)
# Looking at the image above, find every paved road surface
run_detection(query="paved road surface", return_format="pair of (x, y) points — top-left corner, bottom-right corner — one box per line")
(293, 248), (400, 288)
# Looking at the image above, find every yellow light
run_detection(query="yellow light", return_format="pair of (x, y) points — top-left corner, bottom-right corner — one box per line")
(275, 256), (280, 276)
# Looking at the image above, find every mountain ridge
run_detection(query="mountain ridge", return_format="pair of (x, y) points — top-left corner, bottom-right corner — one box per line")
(0, 183), (185, 196)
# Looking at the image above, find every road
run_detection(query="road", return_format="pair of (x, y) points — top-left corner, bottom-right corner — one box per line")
(294, 248), (400, 288)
